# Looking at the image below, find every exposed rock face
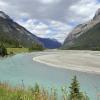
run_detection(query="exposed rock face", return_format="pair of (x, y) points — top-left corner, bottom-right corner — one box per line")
(94, 8), (100, 19)
(0, 11), (10, 19)
(62, 8), (100, 50)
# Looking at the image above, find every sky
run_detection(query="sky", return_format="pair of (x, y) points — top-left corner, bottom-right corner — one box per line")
(0, 0), (100, 43)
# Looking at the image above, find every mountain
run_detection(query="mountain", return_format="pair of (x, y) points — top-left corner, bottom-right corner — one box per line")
(0, 11), (41, 48)
(62, 8), (100, 50)
(38, 37), (61, 49)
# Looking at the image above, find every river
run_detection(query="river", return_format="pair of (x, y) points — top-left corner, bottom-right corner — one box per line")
(0, 51), (100, 100)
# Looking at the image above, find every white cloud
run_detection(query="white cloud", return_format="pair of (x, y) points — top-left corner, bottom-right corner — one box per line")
(0, 1), (7, 6)
(68, 0), (100, 24)
(0, 0), (78, 22)
(0, 0), (100, 42)
(38, 0), (61, 4)
(17, 19), (72, 43)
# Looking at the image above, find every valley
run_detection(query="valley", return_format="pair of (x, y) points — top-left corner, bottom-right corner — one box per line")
(0, 2), (100, 99)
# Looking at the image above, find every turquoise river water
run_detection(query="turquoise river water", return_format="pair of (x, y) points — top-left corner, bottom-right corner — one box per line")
(0, 52), (100, 100)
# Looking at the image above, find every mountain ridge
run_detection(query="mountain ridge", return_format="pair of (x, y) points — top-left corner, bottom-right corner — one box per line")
(62, 8), (100, 50)
(38, 37), (61, 49)
(0, 11), (42, 48)
(0, 11), (61, 49)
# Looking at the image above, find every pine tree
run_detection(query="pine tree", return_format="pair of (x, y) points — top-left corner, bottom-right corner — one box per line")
(0, 44), (7, 57)
(69, 76), (84, 100)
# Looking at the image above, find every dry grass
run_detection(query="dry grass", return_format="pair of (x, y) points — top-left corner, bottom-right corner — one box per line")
(7, 48), (29, 54)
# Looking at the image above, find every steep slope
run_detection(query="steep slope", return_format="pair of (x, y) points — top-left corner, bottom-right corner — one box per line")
(38, 37), (61, 49)
(0, 11), (41, 48)
(62, 8), (100, 50)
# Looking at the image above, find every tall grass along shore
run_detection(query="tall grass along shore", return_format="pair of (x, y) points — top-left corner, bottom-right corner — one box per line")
(0, 76), (89, 100)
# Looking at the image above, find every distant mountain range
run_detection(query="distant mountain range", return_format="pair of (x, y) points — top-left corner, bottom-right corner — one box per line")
(62, 8), (100, 50)
(0, 11), (61, 49)
(38, 37), (61, 49)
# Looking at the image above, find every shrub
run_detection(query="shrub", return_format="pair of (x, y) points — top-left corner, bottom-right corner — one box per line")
(0, 44), (7, 57)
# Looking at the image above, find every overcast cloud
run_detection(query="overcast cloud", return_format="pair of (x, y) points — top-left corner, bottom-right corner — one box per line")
(0, 0), (100, 42)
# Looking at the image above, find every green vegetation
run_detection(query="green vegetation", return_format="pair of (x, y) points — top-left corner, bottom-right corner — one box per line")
(29, 43), (44, 52)
(62, 22), (100, 51)
(0, 44), (7, 57)
(7, 48), (29, 54)
(0, 45), (44, 57)
(0, 38), (21, 48)
(68, 76), (89, 100)
(0, 42), (44, 56)
(0, 76), (89, 100)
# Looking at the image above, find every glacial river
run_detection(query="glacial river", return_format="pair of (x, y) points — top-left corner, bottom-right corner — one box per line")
(0, 52), (100, 100)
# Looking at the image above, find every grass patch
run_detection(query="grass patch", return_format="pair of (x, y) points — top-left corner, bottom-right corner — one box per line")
(7, 48), (29, 54)
(0, 76), (90, 100)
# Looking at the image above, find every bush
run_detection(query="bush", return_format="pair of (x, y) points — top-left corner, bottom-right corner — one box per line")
(0, 44), (7, 57)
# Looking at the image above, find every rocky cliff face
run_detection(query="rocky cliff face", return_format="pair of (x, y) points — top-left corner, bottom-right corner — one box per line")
(62, 8), (100, 50)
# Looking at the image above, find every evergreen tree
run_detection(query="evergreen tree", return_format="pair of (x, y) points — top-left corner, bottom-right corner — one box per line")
(69, 76), (88, 100)
(0, 44), (7, 57)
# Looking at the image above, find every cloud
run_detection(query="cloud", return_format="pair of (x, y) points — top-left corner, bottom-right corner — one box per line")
(0, 0), (99, 42)
(17, 19), (72, 42)
(37, 0), (61, 4)
(68, 0), (100, 24)
(0, 0), (79, 21)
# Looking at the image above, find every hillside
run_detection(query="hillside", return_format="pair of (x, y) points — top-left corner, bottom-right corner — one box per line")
(62, 8), (100, 50)
(0, 11), (41, 48)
